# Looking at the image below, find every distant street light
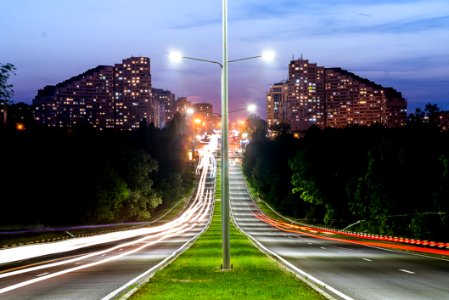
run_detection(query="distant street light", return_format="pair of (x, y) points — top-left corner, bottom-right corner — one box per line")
(169, 0), (272, 271)
(229, 104), (256, 114)
(207, 104), (257, 116)
(186, 107), (194, 115)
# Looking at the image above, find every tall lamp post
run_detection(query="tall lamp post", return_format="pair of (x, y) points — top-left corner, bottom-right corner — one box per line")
(169, 0), (273, 271)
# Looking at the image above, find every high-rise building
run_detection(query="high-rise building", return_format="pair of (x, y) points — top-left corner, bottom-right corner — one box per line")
(325, 68), (407, 128)
(152, 88), (176, 128)
(34, 65), (115, 129)
(193, 102), (213, 114)
(287, 59), (326, 131)
(267, 58), (407, 132)
(266, 81), (288, 128)
(113, 57), (152, 130)
(34, 57), (154, 130)
(175, 97), (192, 115)
(382, 87), (408, 127)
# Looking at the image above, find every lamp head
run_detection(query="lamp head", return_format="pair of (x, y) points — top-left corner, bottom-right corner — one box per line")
(186, 107), (194, 115)
(169, 51), (183, 63)
(247, 104), (256, 113)
(261, 51), (275, 62)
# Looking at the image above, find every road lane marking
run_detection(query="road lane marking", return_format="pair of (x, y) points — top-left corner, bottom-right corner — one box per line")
(362, 258), (372, 262)
(399, 269), (415, 274)
(320, 247), (326, 250)
(0, 254), (86, 275)
(0, 166), (214, 295)
(308, 243), (313, 245)
(232, 217), (354, 300)
(36, 272), (49, 277)
(101, 254), (107, 257)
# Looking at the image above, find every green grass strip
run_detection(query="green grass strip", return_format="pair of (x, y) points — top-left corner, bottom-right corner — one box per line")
(129, 169), (324, 299)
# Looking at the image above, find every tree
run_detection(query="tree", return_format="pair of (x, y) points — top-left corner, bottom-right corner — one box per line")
(245, 115), (268, 141)
(92, 163), (130, 223)
(408, 103), (441, 126)
(0, 63), (16, 101)
(116, 149), (162, 220)
(425, 103), (440, 116)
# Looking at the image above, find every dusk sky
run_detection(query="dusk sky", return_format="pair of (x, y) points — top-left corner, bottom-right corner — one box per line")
(2, 0), (449, 119)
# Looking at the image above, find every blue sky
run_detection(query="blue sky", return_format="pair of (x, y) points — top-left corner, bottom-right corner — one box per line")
(2, 0), (449, 119)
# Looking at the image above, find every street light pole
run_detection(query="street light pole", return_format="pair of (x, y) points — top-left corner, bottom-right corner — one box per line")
(169, 2), (273, 269)
(221, 0), (231, 270)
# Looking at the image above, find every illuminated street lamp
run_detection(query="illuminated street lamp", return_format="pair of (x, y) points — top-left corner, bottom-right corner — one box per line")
(169, 0), (273, 271)
(229, 103), (257, 114)
(186, 107), (194, 115)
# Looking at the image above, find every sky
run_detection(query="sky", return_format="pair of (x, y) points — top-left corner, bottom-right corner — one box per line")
(2, 0), (449, 120)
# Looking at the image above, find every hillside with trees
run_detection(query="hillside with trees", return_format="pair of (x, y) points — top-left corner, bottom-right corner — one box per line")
(0, 115), (194, 226)
(243, 114), (449, 241)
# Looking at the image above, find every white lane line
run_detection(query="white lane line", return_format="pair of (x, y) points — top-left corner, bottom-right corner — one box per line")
(362, 258), (372, 262)
(233, 220), (353, 300)
(320, 247), (326, 250)
(101, 254), (107, 257)
(308, 243), (313, 245)
(400, 269), (415, 274)
(0, 170), (213, 296)
(36, 272), (49, 277)
(118, 249), (123, 252)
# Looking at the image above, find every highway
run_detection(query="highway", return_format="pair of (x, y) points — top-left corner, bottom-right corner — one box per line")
(229, 151), (449, 300)
(0, 138), (218, 300)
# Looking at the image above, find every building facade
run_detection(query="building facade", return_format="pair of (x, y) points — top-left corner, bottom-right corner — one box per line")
(287, 59), (326, 131)
(175, 97), (192, 115)
(266, 81), (288, 128)
(193, 102), (213, 114)
(113, 57), (152, 130)
(267, 58), (407, 132)
(34, 57), (155, 130)
(152, 88), (176, 128)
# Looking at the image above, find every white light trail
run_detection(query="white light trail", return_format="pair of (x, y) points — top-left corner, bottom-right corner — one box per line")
(0, 139), (217, 295)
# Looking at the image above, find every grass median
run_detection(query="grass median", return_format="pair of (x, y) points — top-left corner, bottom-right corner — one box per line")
(129, 168), (324, 300)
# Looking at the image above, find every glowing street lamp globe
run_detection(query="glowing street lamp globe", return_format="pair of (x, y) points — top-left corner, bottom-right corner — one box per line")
(186, 107), (194, 115)
(169, 51), (183, 63)
(262, 51), (275, 62)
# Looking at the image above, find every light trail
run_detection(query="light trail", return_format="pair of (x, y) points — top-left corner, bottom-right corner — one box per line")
(0, 139), (217, 295)
(0, 199), (212, 295)
(254, 212), (449, 257)
(231, 172), (449, 257)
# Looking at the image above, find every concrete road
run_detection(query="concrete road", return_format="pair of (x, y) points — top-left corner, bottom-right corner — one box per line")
(0, 148), (217, 300)
(229, 154), (449, 300)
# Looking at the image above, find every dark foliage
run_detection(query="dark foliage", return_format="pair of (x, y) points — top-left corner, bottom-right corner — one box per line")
(244, 124), (449, 241)
(0, 115), (194, 226)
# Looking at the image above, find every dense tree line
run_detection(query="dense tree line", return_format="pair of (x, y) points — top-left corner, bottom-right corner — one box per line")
(0, 115), (194, 226)
(244, 124), (449, 241)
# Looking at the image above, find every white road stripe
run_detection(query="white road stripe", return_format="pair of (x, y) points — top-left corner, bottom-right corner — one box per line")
(362, 258), (372, 262)
(320, 247), (326, 250)
(36, 272), (49, 277)
(399, 269), (415, 274)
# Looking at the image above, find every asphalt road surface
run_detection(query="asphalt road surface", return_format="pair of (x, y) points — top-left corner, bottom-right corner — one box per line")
(0, 147), (217, 300)
(229, 152), (449, 300)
